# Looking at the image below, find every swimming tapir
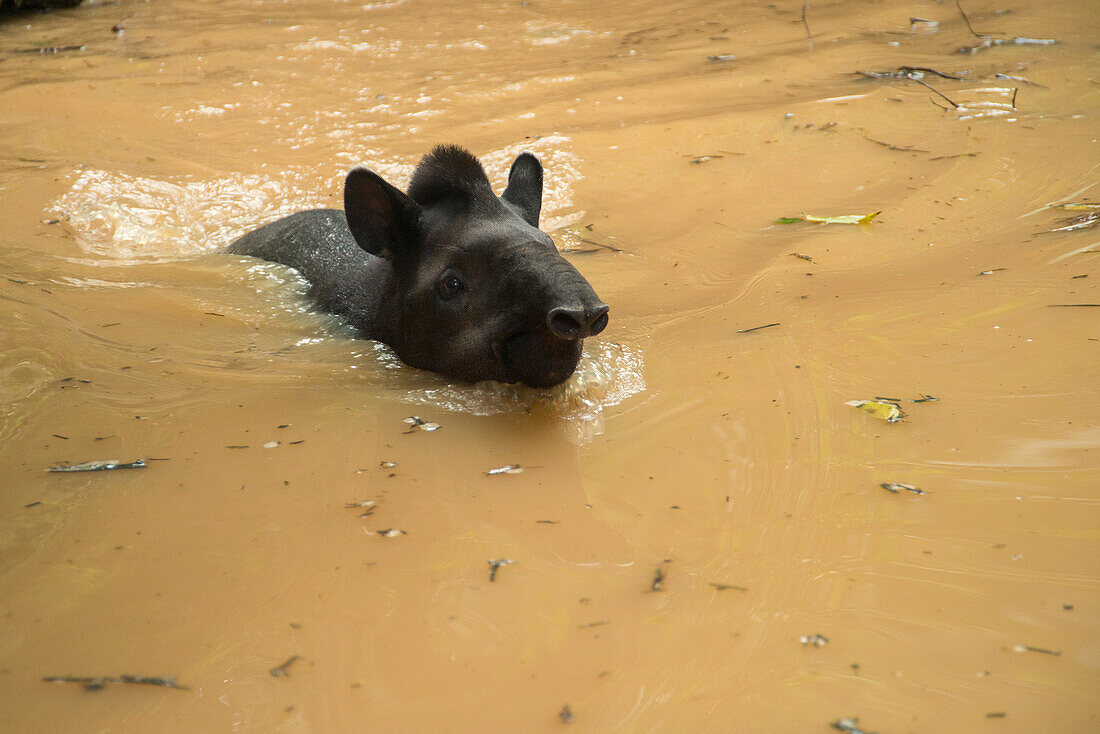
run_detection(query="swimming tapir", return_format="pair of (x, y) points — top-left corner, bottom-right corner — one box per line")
(228, 145), (608, 388)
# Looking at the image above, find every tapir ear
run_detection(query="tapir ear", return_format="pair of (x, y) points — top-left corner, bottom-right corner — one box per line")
(501, 152), (543, 228)
(344, 167), (421, 261)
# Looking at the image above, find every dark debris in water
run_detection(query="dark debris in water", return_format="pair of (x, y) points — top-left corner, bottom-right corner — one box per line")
(831, 718), (877, 734)
(48, 459), (146, 473)
(345, 500), (376, 517)
(488, 558), (515, 582)
(402, 416), (441, 433)
(17, 44), (86, 55)
(855, 66), (966, 81)
(270, 655), (300, 677)
(953, 0), (1056, 54)
(710, 582), (748, 592)
(559, 704), (575, 723)
(737, 322), (780, 334)
(485, 464), (523, 476)
(881, 482), (925, 495)
(43, 674), (189, 691)
(650, 565), (666, 592)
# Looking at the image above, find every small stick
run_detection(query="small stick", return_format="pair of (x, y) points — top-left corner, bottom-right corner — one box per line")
(955, 0), (988, 41)
(800, 3), (813, 49)
(738, 322), (780, 333)
(572, 239), (624, 257)
(270, 655), (300, 677)
(908, 76), (959, 107)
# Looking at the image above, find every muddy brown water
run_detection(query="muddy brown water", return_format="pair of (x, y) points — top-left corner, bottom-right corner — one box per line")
(1, 1), (1098, 731)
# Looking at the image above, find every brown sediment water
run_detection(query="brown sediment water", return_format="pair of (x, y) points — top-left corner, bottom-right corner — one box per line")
(1, 0), (1097, 731)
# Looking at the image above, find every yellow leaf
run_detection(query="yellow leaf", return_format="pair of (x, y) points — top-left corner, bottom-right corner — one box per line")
(804, 211), (881, 225)
(845, 399), (905, 423)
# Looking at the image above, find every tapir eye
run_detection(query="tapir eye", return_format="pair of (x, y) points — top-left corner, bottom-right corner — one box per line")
(438, 274), (465, 300)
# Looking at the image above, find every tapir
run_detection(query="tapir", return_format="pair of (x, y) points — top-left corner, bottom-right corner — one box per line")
(228, 145), (608, 388)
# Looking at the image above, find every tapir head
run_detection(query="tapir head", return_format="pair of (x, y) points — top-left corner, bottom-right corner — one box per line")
(344, 145), (608, 388)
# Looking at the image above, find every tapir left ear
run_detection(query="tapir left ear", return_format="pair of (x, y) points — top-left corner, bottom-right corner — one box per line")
(344, 167), (422, 262)
(501, 152), (543, 228)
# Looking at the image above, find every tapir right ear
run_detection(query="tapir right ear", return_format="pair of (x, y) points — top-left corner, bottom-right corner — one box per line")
(344, 167), (422, 261)
(501, 152), (543, 227)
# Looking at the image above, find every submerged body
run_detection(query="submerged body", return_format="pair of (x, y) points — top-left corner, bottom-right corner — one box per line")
(229, 146), (608, 388)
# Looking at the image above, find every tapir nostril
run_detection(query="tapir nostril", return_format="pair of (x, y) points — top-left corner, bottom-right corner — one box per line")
(588, 304), (609, 336)
(547, 303), (610, 340)
(548, 307), (586, 340)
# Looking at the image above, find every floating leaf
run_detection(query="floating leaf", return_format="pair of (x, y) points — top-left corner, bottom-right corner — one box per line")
(777, 212), (880, 225)
(845, 399), (905, 423)
(804, 211), (880, 224)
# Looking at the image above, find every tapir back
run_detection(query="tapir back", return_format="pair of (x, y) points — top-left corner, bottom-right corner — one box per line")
(228, 209), (390, 336)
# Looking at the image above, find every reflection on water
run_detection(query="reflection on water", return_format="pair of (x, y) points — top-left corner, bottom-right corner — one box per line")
(52, 134), (583, 258)
(366, 336), (648, 443)
(53, 168), (324, 258)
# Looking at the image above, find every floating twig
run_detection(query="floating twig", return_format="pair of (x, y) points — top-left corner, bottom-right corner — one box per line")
(910, 76), (958, 107)
(345, 500), (376, 517)
(578, 619), (610, 629)
(738, 322), (780, 334)
(49, 459), (146, 473)
(571, 235), (624, 254)
(43, 675), (188, 691)
(270, 655), (300, 677)
(856, 66), (965, 81)
(863, 136), (930, 153)
(881, 482), (925, 495)
(485, 464), (523, 476)
(488, 558), (515, 582)
(710, 582), (748, 592)
(800, 3), (813, 49)
(18, 45), (86, 55)
(955, 0), (988, 41)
